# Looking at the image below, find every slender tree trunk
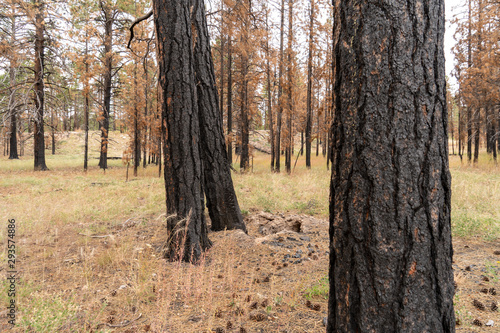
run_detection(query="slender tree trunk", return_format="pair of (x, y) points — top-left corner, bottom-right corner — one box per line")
(328, 0), (455, 331)
(219, 1), (225, 120)
(305, 0), (314, 169)
(133, 64), (140, 177)
(275, 0), (285, 173)
(227, 37), (233, 164)
(466, 0), (472, 163)
(9, 66), (18, 159)
(473, 108), (480, 163)
(33, 0), (48, 171)
(143, 59), (149, 169)
(285, 0), (294, 174)
(192, 0), (246, 232)
(51, 104), (55, 155)
(239, 0), (251, 172)
(458, 97), (463, 161)
(154, 0), (211, 262)
(99, 3), (113, 170)
(265, 8), (275, 172)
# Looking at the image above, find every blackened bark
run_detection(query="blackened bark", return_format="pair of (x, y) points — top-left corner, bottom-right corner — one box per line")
(275, 0), (285, 173)
(227, 37), (233, 164)
(33, 0), (48, 171)
(239, 0), (251, 172)
(84, 35), (89, 171)
(466, 0), (472, 163)
(285, 0), (294, 174)
(99, 3), (113, 170)
(266, 8), (275, 172)
(473, 108), (480, 163)
(154, 0), (211, 262)
(9, 107), (18, 159)
(328, 0), (455, 332)
(305, 0), (314, 169)
(8, 10), (18, 159)
(143, 58), (149, 169)
(133, 64), (140, 177)
(192, 0), (246, 232)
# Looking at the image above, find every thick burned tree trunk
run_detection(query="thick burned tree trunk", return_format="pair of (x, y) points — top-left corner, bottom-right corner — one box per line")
(154, 0), (211, 262)
(328, 0), (455, 332)
(99, 3), (113, 170)
(33, 0), (48, 171)
(192, 0), (246, 232)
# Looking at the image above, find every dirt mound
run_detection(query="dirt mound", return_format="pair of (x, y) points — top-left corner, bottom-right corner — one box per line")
(246, 211), (327, 236)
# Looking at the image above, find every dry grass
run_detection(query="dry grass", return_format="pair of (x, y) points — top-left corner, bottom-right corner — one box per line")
(0, 131), (498, 332)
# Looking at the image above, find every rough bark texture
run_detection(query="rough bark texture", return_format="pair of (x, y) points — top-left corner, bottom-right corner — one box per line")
(98, 3), (113, 170)
(154, 0), (211, 262)
(266, 9), (275, 172)
(33, 0), (48, 171)
(192, 0), (246, 232)
(275, 0), (285, 173)
(238, 0), (251, 172)
(305, 0), (314, 169)
(84, 35), (90, 171)
(328, 0), (455, 332)
(227, 37), (233, 164)
(9, 69), (18, 159)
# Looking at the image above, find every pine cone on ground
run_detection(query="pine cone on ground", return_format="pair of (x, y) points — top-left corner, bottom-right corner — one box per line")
(491, 301), (498, 312)
(472, 318), (482, 326)
(489, 287), (497, 295)
(473, 299), (485, 311)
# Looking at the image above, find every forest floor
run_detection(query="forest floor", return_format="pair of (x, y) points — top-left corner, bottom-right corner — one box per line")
(0, 130), (499, 332)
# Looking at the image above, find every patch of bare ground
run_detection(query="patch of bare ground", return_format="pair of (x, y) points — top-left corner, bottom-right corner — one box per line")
(0, 212), (497, 332)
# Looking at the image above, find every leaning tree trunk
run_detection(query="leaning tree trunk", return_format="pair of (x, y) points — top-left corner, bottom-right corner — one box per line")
(154, 0), (211, 262)
(33, 0), (48, 171)
(191, 0), (246, 232)
(328, 0), (455, 332)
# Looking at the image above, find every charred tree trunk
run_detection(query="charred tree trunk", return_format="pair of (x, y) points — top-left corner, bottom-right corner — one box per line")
(275, 0), (285, 173)
(227, 37), (233, 164)
(84, 30), (90, 171)
(466, 0), (472, 163)
(239, 1), (250, 172)
(99, 3), (113, 170)
(328, 0), (455, 332)
(266, 8), (275, 172)
(473, 108), (480, 163)
(133, 64), (140, 177)
(285, 0), (294, 174)
(143, 57), (149, 169)
(305, 0), (314, 169)
(191, 0), (246, 232)
(9, 69), (18, 159)
(154, 0), (211, 262)
(33, 0), (48, 171)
